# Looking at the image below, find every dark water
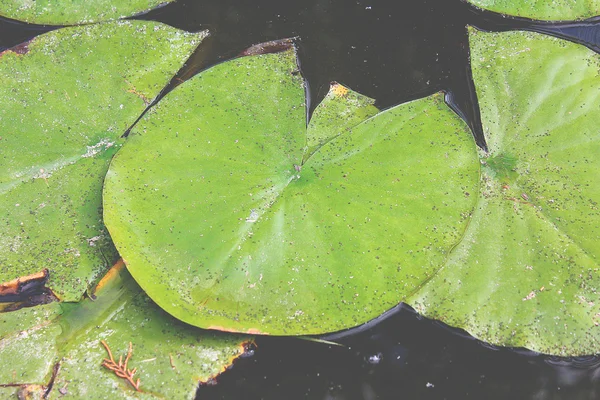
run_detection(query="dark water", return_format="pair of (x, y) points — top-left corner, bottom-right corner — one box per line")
(204, 307), (600, 400)
(2, 1), (600, 398)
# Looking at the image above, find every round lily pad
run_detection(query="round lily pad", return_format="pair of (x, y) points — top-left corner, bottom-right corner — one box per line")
(407, 28), (600, 356)
(103, 48), (479, 335)
(0, 21), (205, 300)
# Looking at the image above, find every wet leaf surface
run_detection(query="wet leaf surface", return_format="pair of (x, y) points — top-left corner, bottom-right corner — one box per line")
(0, 20), (204, 301)
(103, 48), (479, 335)
(0, 261), (251, 399)
(0, 0), (175, 25)
(408, 28), (600, 356)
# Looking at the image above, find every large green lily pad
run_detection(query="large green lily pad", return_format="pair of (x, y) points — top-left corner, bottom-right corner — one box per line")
(0, 261), (251, 399)
(103, 48), (479, 335)
(0, 0), (174, 25)
(467, 0), (600, 21)
(407, 28), (600, 356)
(0, 21), (205, 301)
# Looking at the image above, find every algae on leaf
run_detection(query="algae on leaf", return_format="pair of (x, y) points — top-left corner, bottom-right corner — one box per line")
(0, 21), (205, 301)
(0, 262), (251, 399)
(407, 28), (600, 356)
(0, 0), (174, 25)
(103, 46), (479, 335)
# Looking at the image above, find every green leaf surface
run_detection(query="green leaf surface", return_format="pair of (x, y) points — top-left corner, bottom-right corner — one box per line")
(0, 388), (19, 399)
(0, 303), (62, 384)
(104, 48), (479, 335)
(0, 262), (250, 399)
(407, 28), (600, 356)
(304, 82), (378, 162)
(0, 0), (174, 25)
(0, 21), (205, 301)
(466, 0), (600, 21)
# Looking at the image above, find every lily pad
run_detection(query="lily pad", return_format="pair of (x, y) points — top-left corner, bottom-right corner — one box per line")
(466, 0), (600, 21)
(407, 28), (600, 356)
(0, 0), (174, 25)
(103, 47), (479, 335)
(0, 21), (205, 300)
(0, 261), (251, 398)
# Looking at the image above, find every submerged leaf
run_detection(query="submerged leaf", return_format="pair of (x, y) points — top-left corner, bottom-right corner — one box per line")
(0, 0), (174, 25)
(408, 28), (600, 356)
(103, 47), (479, 335)
(0, 262), (251, 398)
(0, 21), (205, 300)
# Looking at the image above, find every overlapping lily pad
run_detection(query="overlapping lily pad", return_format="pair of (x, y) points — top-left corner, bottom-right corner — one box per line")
(0, 261), (251, 399)
(467, 0), (600, 21)
(407, 28), (600, 356)
(0, 21), (205, 300)
(103, 33), (600, 355)
(103, 47), (480, 335)
(2, 0), (596, 362)
(0, 0), (174, 25)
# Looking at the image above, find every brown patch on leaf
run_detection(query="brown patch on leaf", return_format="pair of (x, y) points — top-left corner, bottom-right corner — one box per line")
(124, 79), (151, 106)
(207, 325), (268, 335)
(0, 40), (32, 59)
(198, 339), (256, 384)
(43, 361), (61, 398)
(16, 384), (46, 400)
(93, 259), (125, 294)
(10, 42), (30, 55)
(0, 269), (58, 309)
(239, 38), (294, 57)
(330, 82), (349, 97)
(0, 295), (56, 312)
(0, 269), (48, 297)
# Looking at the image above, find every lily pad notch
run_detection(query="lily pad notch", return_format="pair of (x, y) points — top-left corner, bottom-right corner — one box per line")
(103, 43), (480, 337)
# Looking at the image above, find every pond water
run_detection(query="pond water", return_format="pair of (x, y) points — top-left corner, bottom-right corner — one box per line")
(2, 1), (600, 398)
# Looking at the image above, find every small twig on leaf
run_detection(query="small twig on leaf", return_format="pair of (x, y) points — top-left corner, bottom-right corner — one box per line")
(169, 353), (177, 371)
(100, 340), (141, 392)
